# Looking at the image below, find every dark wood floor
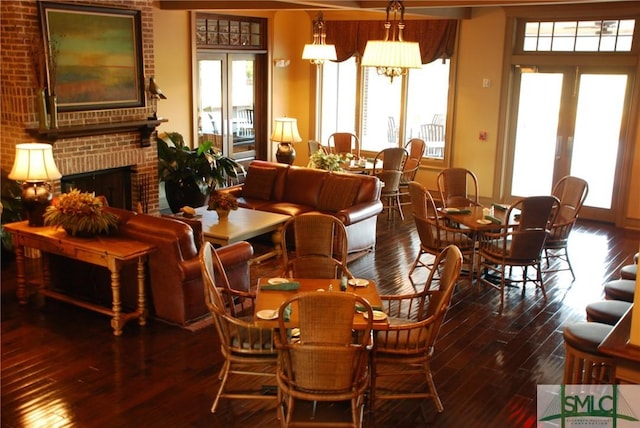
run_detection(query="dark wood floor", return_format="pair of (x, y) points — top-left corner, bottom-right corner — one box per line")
(2, 211), (639, 428)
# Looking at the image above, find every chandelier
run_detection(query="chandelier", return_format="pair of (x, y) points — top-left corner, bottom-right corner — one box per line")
(361, 0), (422, 82)
(302, 13), (337, 65)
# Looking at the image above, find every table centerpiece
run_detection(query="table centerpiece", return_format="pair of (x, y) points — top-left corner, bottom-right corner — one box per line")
(207, 190), (238, 220)
(43, 189), (118, 237)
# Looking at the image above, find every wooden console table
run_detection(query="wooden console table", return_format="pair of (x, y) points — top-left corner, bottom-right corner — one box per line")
(4, 221), (155, 336)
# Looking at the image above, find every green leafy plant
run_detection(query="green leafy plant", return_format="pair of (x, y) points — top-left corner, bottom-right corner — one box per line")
(157, 132), (239, 192)
(43, 189), (118, 237)
(1, 169), (23, 252)
(309, 150), (353, 172)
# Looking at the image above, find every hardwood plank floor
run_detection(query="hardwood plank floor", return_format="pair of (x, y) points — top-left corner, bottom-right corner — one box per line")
(2, 213), (639, 428)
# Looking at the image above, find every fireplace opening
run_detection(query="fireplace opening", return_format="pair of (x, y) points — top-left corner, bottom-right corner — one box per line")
(61, 166), (133, 210)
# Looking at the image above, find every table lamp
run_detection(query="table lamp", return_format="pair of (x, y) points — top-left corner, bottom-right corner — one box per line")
(8, 143), (62, 226)
(271, 118), (302, 165)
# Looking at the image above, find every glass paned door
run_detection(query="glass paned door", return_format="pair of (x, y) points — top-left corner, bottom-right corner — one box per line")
(509, 67), (630, 222)
(198, 56), (224, 152)
(197, 53), (256, 161)
(230, 56), (255, 159)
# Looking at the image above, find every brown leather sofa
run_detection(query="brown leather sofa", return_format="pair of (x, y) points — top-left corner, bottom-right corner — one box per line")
(50, 207), (253, 327)
(222, 160), (383, 253)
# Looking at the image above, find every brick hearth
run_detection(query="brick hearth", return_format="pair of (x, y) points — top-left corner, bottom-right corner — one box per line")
(0, 0), (160, 213)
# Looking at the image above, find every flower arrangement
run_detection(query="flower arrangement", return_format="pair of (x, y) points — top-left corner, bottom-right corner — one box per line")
(309, 150), (353, 172)
(207, 191), (238, 212)
(43, 189), (119, 237)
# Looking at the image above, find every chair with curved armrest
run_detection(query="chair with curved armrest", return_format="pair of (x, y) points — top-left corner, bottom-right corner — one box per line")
(280, 213), (353, 279)
(373, 147), (408, 221)
(477, 195), (560, 312)
(437, 167), (480, 208)
(199, 241), (277, 412)
(543, 175), (589, 280)
(399, 138), (426, 209)
(371, 245), (462, 412)
(408, 181), (475, 282)
(275, 291), (373, 427)
(328, 132), (360, 159)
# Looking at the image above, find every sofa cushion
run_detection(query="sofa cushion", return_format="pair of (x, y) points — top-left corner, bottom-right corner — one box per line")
(283, 167), (327, 207)
(242, 165), (278, 200)
(317, 174), (361, 212)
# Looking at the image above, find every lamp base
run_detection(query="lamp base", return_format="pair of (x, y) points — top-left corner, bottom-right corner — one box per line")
(22, 182), (52, 227)
(275, 142), (296, 165)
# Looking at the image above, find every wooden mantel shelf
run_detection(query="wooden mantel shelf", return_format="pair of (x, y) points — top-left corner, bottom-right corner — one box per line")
(26, 118), (168, 147)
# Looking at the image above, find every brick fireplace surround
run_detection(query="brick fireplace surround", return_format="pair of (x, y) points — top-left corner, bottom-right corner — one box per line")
(0, 0), (160, 214)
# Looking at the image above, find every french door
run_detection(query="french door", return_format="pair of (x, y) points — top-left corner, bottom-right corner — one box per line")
(507, 66), (633, 222)
(196, 53), (259, 162)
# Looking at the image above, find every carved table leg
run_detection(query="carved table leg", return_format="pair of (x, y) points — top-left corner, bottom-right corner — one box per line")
(14, 244), (27, 304)
(110, 268), (123, 336)
(136, 256), (147, 326)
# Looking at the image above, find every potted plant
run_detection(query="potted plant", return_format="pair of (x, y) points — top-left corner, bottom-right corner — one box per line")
(309, 150), (353, 172)
(1, 169), (23, 257)
(43, 189), (119, 237)
(157, 132), (239, 213)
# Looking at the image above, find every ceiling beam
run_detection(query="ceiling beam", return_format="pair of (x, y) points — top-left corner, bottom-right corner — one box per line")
(156, 0), (638, 15)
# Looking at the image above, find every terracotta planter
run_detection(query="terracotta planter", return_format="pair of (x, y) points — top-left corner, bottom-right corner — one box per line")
(216, 208), (230, 220)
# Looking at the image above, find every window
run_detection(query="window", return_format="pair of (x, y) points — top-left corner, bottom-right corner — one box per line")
(195, 15), (265, 49)
(320, 57), (357, 142)
(522, 19), (635, 52)
(320, 58), (450, 160)
(405, 60), (450, 158)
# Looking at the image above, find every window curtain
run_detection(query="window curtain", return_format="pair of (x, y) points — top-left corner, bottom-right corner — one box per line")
(325, 19), (458, 64)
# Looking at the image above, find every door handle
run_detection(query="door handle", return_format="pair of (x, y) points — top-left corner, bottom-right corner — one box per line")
(566, 136), (574, 155)
(555, 136), (563, 160)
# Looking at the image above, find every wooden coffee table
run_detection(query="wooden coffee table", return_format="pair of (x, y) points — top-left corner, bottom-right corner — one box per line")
(195, 206), (290, 263)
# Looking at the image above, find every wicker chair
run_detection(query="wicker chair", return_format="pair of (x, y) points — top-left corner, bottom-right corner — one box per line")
(275, 291), (373, 427)
(407, 181), (475, 282)
(328, 132), (360, 158)
(280, 213), (353, 279)
(199, 241), (278, 412)
(373, 147), (408, 221)
(436, 167), (480, 208)
(543, 175), (589, 280)
(477, 196), (560, 312)
(399, 138), (426, 209)
(371, 245), (463, 412)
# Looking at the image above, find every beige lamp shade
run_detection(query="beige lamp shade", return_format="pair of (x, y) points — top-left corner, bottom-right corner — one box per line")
(8, 143), (61, 182)
(302, 43), (337, 63)
(361, 40), (422, 70)
(271, 118), (302, 143)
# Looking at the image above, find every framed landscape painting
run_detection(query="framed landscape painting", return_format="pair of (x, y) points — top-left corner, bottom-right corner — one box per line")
(39, 2), (145, 111)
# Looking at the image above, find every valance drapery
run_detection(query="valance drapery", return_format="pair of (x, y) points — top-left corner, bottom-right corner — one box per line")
(324, 19), (457, 64)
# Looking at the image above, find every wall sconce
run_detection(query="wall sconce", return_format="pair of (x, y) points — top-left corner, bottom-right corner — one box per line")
(8, 143), (62, 227)
(302, 13), (337, 65)
(271, 118), (302, 165)
(273, 59), (291, 68)
(361, 0), (422, 82)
